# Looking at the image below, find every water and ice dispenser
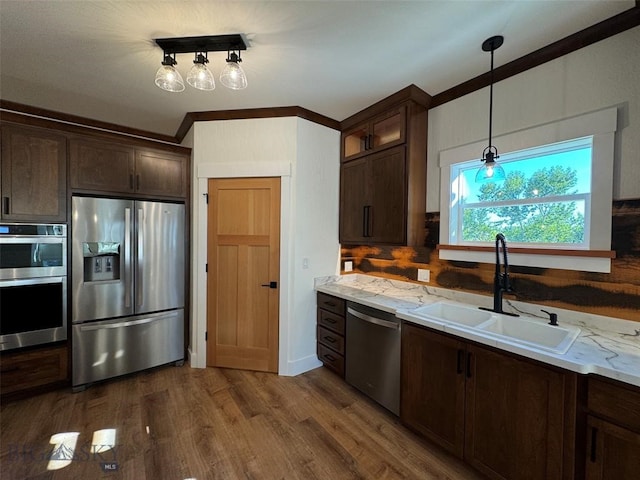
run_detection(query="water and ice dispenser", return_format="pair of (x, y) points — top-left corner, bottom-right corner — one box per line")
(82, 242), (120, 282)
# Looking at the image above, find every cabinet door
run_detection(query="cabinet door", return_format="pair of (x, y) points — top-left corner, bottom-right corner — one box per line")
(341, 107), (406, 161)
(586, 415), (640, 480)
(135, 149), (186, 198)
(368, 146), (406, 244)
(1, 125), (67, 222)
(401, 324), (466, 457)
(70, 138), (135, 193)
(339, 157), (368, 243)
(465, 345), (567, 480)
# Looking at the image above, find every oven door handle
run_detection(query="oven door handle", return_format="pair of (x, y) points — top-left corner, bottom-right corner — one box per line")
(78, 316), (158, 331)
(347, 307), (399, 330)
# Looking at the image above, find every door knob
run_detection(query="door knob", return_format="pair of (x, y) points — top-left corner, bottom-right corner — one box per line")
(261, 281), (278, 289)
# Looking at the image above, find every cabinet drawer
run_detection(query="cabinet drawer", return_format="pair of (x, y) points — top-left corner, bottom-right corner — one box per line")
(317, 325), (345, 355)
(0, 345), (68, 395)
(588, 378), (640, 432)
(317, 309), (346, 336)
(317, 343), (344, 377)
(317, 292), (345, 316)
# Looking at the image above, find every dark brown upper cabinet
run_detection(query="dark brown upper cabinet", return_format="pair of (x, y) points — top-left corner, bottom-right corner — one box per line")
(70, 137), (187, 199)
(341, 106), (406, 161)
(339, 86), (429, 246)
(1, 124), (67, 222)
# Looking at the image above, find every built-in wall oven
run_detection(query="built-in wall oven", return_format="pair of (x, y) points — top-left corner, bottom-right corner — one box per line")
(0, 223), (67, 351)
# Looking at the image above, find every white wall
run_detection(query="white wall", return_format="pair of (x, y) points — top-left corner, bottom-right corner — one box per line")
(427, 25), (640, 211)
(186, 117), (340, 375)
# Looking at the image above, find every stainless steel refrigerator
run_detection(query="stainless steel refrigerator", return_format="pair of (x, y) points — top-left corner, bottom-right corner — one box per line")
(71, 196), (185, 389)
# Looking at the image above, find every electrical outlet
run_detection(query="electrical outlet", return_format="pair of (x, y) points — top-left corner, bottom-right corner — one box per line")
(344, 261), (353, 272)
(418, 268), (430, 282)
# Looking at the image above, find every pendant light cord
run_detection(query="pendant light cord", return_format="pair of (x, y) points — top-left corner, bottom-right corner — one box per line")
(488, 47), (494, 150)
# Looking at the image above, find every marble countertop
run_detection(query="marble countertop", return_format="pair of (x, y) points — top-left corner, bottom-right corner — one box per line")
(315, 274), (640, 388)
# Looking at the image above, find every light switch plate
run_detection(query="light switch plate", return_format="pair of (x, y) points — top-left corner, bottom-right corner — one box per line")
(344, 261), (353, 272)
(418, 268), (430, 282)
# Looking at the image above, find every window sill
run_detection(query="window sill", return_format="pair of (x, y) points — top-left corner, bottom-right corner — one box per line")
(437, 244), (615, 273)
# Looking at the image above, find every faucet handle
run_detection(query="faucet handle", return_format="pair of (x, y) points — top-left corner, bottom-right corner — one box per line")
(541, 309), (558, 326)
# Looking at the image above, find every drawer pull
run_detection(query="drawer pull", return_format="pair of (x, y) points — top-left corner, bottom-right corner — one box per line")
(324, 353), (337, 362)
(324, 301), (336, 307)
(324, 318), (337, 324)
(323, 336), (337, 343)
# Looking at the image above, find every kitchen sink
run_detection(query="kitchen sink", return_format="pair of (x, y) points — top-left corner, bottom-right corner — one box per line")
(477, 315), (581, 354)
(405, 301), (581, 355)
(410, 302), (494, 327)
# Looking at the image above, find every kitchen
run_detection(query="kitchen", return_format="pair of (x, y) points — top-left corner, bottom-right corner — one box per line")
(1, 1), (640, 479)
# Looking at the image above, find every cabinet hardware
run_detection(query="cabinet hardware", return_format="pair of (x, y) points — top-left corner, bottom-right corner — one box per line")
(129, 174), (134, 190)
(325, 353), (337, 362)
(324, 301), (336, 307)
(324, 336), (337, 343)
(136, 174), (140, 191)
(324, 318), (337, 324)
(466, 352), (473, 378)
(590, 427), (598, 462)
(457, 349), (464, 374)
(2, 196), (9, 214)
(261, 281), (278, 289)
(363, 205), (372, 237)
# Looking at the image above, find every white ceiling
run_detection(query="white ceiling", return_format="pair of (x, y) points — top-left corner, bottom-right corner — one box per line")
(0, 1), (634, 137)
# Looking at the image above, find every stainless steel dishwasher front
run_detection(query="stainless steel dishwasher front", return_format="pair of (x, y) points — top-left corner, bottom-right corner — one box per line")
(345, 301), (401, 415)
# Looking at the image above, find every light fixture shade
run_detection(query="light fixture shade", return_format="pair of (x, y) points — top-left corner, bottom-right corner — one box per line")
(475, 160), (506, 183)
(220, 54), (247, 90)
(187, 63), (215, 91)
(155, 65), (185, 92)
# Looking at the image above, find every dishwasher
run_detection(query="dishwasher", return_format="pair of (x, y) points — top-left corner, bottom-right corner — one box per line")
(345, 301), (401, 415)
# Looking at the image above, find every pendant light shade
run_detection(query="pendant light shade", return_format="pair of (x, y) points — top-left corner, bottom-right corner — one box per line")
(475, 146), (506, 182)
(187, 53), (215, 91)
(220, 51), (248, 90)
(476, 35), (505, 183)
(155, 54), (185, 93)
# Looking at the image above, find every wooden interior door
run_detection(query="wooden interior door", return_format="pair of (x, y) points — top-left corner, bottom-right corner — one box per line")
(207, 177), (280, 372)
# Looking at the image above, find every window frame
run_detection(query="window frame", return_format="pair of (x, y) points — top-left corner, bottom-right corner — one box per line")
(438, 107), (617, 273)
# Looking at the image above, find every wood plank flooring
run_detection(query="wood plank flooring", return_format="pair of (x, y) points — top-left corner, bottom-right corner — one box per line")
(1, 365), (485, 479)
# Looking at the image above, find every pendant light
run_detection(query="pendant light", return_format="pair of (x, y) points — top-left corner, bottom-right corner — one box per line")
(187, 52), (215, 91)
(154, 53), (185, 93)
(220, 50), (248, 90)
(475, 35), (506, 183)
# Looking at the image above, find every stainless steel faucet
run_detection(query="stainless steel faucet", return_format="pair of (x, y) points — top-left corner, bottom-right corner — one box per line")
(481, 233), (519, 317)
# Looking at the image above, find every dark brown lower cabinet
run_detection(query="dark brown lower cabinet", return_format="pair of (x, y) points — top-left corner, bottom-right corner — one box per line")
(0, 343), (69, 399)
(401, 322), (577, 480)
(586, 378), (640, 479)
(585, 416), (640, 479)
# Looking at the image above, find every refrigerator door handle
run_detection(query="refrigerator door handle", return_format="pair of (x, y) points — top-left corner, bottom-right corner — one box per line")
(124, 207), (132, 308)
(137, 207), (144, 309)
(78, 316), (158, 331)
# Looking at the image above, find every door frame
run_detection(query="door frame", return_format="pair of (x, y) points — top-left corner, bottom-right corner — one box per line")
(191, 161), (294, 374)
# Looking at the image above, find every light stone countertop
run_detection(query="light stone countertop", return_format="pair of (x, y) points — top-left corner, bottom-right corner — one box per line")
(315, 274), (640, 388)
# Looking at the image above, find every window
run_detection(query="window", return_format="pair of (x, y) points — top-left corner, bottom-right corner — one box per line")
(438, 107), (617, 273)
(450, 137), (592, 248)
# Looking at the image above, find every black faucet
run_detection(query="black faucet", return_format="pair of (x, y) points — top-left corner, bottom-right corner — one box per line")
(481, 233), (519, 317)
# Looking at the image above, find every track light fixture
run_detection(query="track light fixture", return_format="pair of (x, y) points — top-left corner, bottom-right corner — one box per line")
(475, 35), (506, 183)
(154, 34), (247, 93)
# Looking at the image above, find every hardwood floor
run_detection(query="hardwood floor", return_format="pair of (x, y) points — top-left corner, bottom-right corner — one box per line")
(1, 365), (485, 479)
